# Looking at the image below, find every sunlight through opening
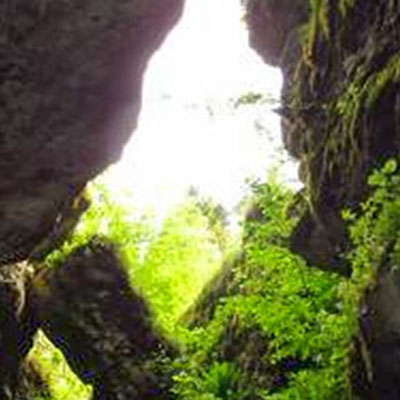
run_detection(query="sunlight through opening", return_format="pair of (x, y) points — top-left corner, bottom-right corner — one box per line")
(102, 0), (299, 224)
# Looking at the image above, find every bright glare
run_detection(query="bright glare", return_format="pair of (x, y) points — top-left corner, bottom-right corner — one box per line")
(104, 0), (299, 217)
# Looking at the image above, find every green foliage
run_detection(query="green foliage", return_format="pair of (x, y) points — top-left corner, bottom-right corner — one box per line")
(305, 0), (329, 59)
(303, 45), (400, 198)
(304, 0), (357, 58)
(232, 92), (278, 109)
(365, 55), (400, 108)
(243, 177), (295, 243)
(334, 54), (400, 162)
(234, 92), (263, 107)
(174, 159), (400, 398)
(173, 361), (246, 400)
(172, 179), (353, 399)
(33, 157), (400, 400)
(173, 159), (400, 400)
(45, 181), (154, 269)
(338, 0), (356, 18)
(42, 178), (226, 336)
(132, 198), (224, 335)
(187, 188), (231, 252)
(34, 176), (230, 398)
(28, 331), (92, 400)
(344, 158), (400, 267)
(341, 158), (400, 323)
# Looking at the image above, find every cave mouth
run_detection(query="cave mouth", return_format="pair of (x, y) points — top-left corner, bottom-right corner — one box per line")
(85, 0), (303, 321)
(24, 1), (300, 398)
(73, 0), (298, 329)
(101, 0), (299, 223)
(60, 0), (303, 351)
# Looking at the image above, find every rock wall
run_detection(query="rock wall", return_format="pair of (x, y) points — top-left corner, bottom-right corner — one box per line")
(32, 239), (174, 399)
(0, 262), (37, 397)
(0, 0), (183, 396)
(0, 0), (184, 265)
(246, 0), (400, 274)
(246, 0), (400, 397)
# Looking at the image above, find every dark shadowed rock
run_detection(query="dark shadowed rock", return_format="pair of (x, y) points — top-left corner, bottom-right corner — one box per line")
(0, 262), (38, 398)
(246, 1), (400, 396)
(357, 266), (400, 400)
(32, 238), (174, 399)
(0, 1), (184, 395)
(0, 0), (184, 265)
(246, 0), (400, 273)
(14, 359), (51, 400)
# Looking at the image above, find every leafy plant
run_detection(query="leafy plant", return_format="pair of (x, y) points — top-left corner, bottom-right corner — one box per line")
(174, 159), (400, 398)
(173, 362), (246, 400)
(32, 157), (400, 400)
(31, 175), (231, 398)
(172, 178), (351, 399)
(341, 158), (400, 333)
(133, 198), (225, 335)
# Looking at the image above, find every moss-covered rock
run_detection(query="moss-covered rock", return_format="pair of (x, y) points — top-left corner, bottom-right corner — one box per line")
(246, 0), (400, 397)
(31, 238), (175, 399)
(246, 0), (400, 273)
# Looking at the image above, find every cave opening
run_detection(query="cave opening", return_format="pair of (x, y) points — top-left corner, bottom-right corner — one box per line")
(23, 1), (301, 398)
(68, 0), (301, 330)
(87, 0), (299, 328)
(6, 0), (399, 398)
(102, 0), (298, 219)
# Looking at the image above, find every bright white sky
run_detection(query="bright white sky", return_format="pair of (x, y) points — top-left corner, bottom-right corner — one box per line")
(103, 0), (299, 217)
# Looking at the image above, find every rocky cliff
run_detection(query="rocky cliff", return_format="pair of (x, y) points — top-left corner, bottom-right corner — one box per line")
(247, 0), (400, 273)
(0, 0), (184, 265)
(2, 0), (400, 398)
(246, 0), (400, 397)
(0, 0), (183, 397)
(32, 238), (174, 399)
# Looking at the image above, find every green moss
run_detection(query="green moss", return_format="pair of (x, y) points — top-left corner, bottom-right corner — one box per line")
(365, 55), (400, 107)
(305, 0), (357, 55)
(28, 331), (92, 400)
(324, 54), (400, 176)
(338, 0), (357, 18)
(305, 0), (329, 60)
(341, 158), (400, 354)
(298, 1), (400, 203)
(172, 180), (355, 399)
(172, 161), (400, 399)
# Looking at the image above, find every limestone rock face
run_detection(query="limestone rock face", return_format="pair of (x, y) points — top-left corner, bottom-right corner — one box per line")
(245, 0), (308, 66)
(245, 0), (400, 397)
(0, 0), (184, 265)
(359, 267), (400, 399)
(245, 0), (400, 273)
(32, 239), (174, 399)
(0, 1), (183, 395)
